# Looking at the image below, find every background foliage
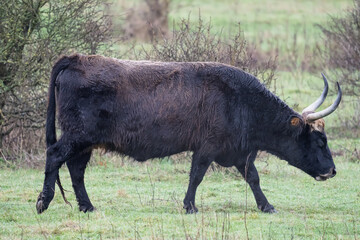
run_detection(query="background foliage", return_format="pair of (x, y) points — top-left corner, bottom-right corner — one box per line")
(319, 0), (360, 97)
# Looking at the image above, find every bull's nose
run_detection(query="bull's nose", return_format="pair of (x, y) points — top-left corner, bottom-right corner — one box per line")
(316, 167), (337, 181)
(331, 167), (336, 177)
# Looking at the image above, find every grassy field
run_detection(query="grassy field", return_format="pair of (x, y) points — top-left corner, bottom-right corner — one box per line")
(169, 0), (351, 35)
(119, 0), (352, 50)
(1, 138), (359, 239)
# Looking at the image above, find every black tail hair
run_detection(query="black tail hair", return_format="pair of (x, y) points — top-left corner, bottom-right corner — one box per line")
(46, 55), (78, 206)
(46, 55), (74, 148)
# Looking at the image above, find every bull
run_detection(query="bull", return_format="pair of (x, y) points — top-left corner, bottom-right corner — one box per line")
(36, 54), (342, 214)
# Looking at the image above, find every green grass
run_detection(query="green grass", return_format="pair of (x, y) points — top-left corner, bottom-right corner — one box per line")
(118, 0), (352, 47)
(154, 0), (351, 28)
(169, 0), (352, 44)
(1, 141), (359, 239)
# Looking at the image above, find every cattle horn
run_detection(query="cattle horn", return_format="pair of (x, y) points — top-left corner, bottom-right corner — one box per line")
(306, 82), (342, 122)
(302, 73), (329, 114)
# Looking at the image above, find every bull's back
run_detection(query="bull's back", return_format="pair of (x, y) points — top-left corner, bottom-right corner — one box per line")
(57, 56), (234, 160)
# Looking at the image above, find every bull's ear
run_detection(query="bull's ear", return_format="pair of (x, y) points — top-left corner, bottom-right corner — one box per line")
(290, 116), (302, 127)
(289, 116), (304, 136)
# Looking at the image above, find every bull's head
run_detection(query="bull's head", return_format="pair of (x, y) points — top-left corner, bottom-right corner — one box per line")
(282, 74), (342, 181)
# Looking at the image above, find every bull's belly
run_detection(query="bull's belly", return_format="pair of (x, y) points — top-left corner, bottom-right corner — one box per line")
(118, 143), (188, 162)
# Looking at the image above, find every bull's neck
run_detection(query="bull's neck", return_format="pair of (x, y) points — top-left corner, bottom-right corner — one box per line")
(247, 89), (299, 153)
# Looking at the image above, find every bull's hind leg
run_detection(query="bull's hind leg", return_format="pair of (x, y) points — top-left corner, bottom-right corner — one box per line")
(36, 135), (89, 214)
(66, 151), (94, 212)
(183, 152), (213, 214)
(235, 152), (276, 213)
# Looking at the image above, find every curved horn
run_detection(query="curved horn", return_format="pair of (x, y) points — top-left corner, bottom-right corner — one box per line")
(302, 73), (329, 114)
(306, 82), (342, 122)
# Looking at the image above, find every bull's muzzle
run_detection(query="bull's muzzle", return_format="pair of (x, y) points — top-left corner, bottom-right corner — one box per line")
(315, 167), (336, 181)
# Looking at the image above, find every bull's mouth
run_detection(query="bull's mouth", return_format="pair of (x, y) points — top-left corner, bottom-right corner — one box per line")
(315, 168), (336, 181)
(315, 175), (329, 181)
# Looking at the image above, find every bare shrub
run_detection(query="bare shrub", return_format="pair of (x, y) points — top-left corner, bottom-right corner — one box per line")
(282, 30), (321, 74)
(317, 0), (360, 133)
(319, 0), (360, 97)
(139, 16), (277, 89)
(0, 0), (116, 161)
(250, 25), (323, 77)
(122, 0), (170, 41)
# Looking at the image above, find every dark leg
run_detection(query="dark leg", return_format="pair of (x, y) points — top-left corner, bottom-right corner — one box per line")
(66, 151), (94, 213)
(236, 152), (276, 213)
(183, 152), (213, 214)
(36, 136), (87, 214)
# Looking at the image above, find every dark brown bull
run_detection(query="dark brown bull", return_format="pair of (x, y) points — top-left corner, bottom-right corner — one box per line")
(36, 54), (341, 214)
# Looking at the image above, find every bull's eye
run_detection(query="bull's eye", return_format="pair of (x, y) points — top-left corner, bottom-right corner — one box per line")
(317, 139), (324, 147)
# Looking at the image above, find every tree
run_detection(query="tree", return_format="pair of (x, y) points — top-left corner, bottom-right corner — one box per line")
(0, 0), (113, 157)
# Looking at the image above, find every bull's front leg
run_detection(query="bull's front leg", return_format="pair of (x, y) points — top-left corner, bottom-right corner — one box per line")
(236, 152), (276, 213)
(183, 152), (213, 214)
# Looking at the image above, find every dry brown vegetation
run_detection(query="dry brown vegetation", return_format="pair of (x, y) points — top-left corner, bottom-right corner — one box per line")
(138, 16), (277, 89)
(0, 0), (115, 160)
(319, 0), (360, 97)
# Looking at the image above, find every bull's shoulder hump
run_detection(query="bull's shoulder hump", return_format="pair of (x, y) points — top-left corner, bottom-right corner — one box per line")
(192, 62), (263, 91)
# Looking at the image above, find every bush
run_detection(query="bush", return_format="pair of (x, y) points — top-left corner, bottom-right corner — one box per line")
(319, 0), (360, 97)
(139, 15), (277, 89)
(0, 0), (115, 160)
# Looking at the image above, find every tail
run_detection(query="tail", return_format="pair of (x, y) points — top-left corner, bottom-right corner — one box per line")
(46, 55), (79, 206)
(46, 55), (74, 148)
(56, 174), (73, 209)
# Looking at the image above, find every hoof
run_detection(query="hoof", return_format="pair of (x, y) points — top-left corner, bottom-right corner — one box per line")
(184, 204), (198, 214)
(259, 203), (277, 213)
(79, 205), (95, 213)
(36, 192), (48, 214)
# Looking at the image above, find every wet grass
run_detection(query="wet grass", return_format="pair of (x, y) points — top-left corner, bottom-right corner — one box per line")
(0, 139), (359, 239)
